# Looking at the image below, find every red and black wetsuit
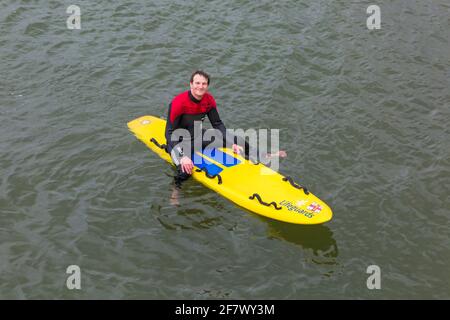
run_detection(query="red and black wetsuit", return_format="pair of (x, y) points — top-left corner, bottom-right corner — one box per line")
(165, 90), (229, 166)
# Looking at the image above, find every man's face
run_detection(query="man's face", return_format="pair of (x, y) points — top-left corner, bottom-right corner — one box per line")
(190, 74), (209, 100)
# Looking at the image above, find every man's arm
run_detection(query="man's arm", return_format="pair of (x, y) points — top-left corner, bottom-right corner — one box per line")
(207, 107), (226, 136)
(165, 103), (185, 165)
(207, 107), (237, 146)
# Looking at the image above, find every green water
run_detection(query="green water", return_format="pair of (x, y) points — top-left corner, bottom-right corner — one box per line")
(1, 0), (449, 299)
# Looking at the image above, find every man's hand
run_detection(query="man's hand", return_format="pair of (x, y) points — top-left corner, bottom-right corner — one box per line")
(265, 150), (287, 159)
(276, 150), (287, 158)
(180, 156), (194, 174)
(232, 144), (244, 155)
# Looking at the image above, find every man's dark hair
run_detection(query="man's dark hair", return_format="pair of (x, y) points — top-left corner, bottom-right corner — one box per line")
(190, 70), (210, 85)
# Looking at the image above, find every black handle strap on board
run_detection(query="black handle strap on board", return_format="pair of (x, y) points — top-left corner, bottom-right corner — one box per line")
(195, 168), (223, 185)
(150, 138), (167, 151)
(242, 152), (260, 165)
(249, 193), (282, 210)
(282, 176), (310, 195)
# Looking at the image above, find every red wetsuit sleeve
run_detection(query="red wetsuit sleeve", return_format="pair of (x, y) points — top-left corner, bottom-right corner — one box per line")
(165, 93), (187, 163)
(206, 98), (232, 145)
(169, 93), (186, 124)
(208, 94), (216, 109)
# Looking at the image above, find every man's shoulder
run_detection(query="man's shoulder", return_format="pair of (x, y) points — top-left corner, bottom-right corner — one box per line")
(172, 90), (190, 103)
(204, 92), (215, 99)
(204, 92), (216, 107)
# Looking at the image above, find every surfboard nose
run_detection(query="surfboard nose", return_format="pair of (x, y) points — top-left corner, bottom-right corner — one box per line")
(312, 203), (333, 224)
(127, 115), (155, 131)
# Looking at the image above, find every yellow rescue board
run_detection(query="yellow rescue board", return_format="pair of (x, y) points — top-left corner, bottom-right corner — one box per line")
(127, 115), (332, 225)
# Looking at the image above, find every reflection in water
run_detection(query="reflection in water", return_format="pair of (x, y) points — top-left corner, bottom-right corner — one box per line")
(153, 195), (340, 278)
(151, 199), (226, 231)
(251, 213), (339, 269)
(152, 174), (234, 231)
(152, 193), (338, 262)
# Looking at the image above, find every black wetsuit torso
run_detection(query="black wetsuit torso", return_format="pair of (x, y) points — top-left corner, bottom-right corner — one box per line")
(165, 90), (228, 165)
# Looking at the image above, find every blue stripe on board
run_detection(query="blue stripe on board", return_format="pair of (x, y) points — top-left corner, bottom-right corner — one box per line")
(202, 148), (241, 167)
(192, 153), (223, 176)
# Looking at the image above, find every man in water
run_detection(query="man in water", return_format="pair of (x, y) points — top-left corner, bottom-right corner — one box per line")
(165, 70), (286, 204)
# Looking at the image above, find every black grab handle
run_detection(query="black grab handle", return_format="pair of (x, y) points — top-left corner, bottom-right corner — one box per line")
(282, 176), (309, 195)
(249, 193), (282, 210)
(195, 168), (222, 185)
(150, 138), (167, 151)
